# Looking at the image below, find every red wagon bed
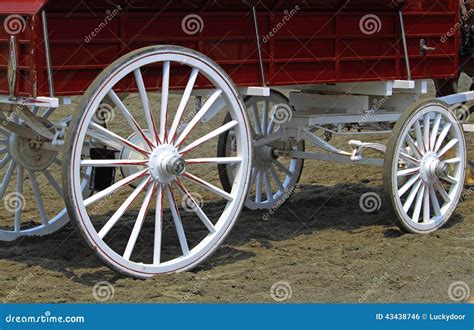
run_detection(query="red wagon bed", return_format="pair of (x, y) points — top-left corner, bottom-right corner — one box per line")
(0, 0), (459, 97)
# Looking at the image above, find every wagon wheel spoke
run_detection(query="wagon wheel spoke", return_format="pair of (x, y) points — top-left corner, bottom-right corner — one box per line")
(398, 173), (421, 197)
(411, 183), (425, 223)
(84, 169), (149, 207)
(429, 186), (442, 217)
(108, 90), (154, 149)
(43, 170), (63, 196)
(0, 160), (16, 199)
(80, 159), (149, 167)
(160, 61), (170, 143)
(437, 138), (458, 158)
(429, 114), (442, 151)
(153, 185), (164, 265)
(264, 172), (273, 203)
(98, 178), (151, 239)
(404, 134), (423, 159)
(422, 187), (430, 223)
(88, 122), (150, 156)
(13, 165), (24, 232)
(270, 167), (285, 192)
(251, 104), (262, 136)
(255, 170), (263, 204)
(413, 120), (425, 154)
(186, 157), (241, 165)
(123, 183), (157, 260)
(0, 155), (12, 169)
(166, 184), (190, 256)
(397, 167), (420, 178)
(180, 120), (238, 155)
(175, 179), (216, 233)
(134, 68), (160, 145)
(28, 171), (48, 225)
(434, 122), (452, 153)
(403, 179), (422, 212)
(273, 160), (293, 177)
(169, 68), (199, 142)
(183, 172), (233, 201)
(261, 99), (269, 136)
(423, 115), (431, 153)
(174, 89), (223, 147)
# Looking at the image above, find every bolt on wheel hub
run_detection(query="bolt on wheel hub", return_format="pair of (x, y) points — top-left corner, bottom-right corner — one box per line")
(148, 145), (185, 183)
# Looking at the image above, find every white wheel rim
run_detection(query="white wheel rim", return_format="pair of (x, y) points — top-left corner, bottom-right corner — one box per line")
(68, 48), (251, 277)
(223, 92), (303, 210)
(0, 111), (91, 241)
(391, 103), (466, 232)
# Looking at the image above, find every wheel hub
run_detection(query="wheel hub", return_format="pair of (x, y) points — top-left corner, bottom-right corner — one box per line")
(420, 152), (449, 183)
(254, 144), (276, 168)
(8, 134), (57, 171)
(148, 145), (185, 183)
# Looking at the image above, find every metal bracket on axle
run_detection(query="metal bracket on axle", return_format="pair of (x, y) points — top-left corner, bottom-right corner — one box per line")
(349, 140), (386, 161)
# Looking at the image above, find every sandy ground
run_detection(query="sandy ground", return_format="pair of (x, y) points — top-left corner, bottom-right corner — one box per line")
(0, 81), (473, 303)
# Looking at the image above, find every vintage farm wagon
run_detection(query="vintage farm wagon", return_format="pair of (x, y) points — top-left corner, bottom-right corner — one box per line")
(0, 0), (472, 278)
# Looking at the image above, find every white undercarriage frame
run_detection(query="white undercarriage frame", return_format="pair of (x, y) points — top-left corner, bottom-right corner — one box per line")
(0, 78), (472, 242)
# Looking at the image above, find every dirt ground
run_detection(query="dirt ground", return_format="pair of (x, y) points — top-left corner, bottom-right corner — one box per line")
(0, 82), (473, 303)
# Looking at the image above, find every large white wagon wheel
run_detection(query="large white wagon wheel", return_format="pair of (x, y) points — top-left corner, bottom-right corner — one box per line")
(217, 90), (304, 210)
(63, 46), (252, 278)
(0, 109), (91, 241)
(384, 100), (466, 234)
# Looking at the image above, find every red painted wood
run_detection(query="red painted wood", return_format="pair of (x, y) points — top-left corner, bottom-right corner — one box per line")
(0, 0), (459, 97)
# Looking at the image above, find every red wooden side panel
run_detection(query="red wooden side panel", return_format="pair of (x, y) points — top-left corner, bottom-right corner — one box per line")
(0, 0), (459, 97)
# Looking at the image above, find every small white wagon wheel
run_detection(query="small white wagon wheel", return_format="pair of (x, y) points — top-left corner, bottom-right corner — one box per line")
(0, 109), (91, 241)
(63, 46), (252, 278)
(217, 90), (304, 210)
(384, 99), (466, 234)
